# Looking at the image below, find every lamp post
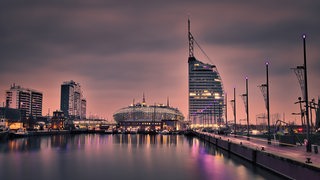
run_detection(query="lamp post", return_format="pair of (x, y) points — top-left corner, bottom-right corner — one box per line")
(246, 77), (249, 140)
(230, 88), (237, 137)
(225, 93), (228, 127)
(294, 97), (305, 126)
(241, 77), (250, 140)
(292, 35), (312, 152)
(234, 88), (236, 137)
(266, 62), (271, 144)
(259, 62), (271, 144)
(303, 35), (311, 152)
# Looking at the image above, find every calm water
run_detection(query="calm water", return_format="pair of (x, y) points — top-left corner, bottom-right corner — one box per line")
(0, 134), (283, 180)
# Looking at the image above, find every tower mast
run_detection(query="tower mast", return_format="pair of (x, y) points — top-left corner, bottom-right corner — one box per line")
(142, 92), (146, 104)
(188, 18), (194, 58)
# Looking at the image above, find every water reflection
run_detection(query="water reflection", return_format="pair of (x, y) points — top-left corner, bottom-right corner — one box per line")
(0, 134), (283, 180)
(113, 134), (179, 146)
(0, 134), (182, 153)
(0, 137), (41, 153)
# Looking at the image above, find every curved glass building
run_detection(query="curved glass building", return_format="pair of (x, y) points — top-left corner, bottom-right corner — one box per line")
(188, 19), (225, 126)
(113, 97), (185, 131)
(188, 57), (225, 125)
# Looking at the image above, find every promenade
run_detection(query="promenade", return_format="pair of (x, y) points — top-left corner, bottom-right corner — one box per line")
(194, 131), (320, 179)
(199, 131), (320, 168)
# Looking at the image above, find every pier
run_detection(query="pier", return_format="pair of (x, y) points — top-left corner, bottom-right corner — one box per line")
(192, 130), (320, 179)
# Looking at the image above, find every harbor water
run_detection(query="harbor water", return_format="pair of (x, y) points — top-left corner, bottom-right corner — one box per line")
(0, 134), (284, 180)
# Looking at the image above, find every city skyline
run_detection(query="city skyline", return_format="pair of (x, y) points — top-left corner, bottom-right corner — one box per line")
(1, 1), (320, 124)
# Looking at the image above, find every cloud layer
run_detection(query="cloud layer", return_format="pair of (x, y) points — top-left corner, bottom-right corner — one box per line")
(1, 0), (319, 124)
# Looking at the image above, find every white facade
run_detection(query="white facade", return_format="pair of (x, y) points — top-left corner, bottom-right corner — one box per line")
(5, 84), (43, 117)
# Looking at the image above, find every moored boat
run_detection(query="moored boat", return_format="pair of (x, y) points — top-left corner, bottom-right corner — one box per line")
(0, 118), (10, 140)
(10, 128), (29, 138)
(160, 130), (169, 135)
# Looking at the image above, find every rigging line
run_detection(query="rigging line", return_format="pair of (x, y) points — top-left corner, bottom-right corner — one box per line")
(193, 36), (225, 93)
(193, 38), (213, 64)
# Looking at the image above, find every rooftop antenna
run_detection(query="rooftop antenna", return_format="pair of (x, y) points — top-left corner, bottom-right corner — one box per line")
(142, 92), (146, 104)
(188, 17), (213, 64)
(188, 17), (194, 58)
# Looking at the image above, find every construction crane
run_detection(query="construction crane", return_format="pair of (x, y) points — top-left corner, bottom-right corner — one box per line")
(274, 119), (302, 145)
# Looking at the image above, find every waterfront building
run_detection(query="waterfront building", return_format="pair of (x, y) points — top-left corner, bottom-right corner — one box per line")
(0, 107), (25, 122)
(5, 84), (42, 118)
(51, 110), (66, 130)
(188, 19), (225, 126)
(188, 58), (225, 125)
(113, 95), (185, 131)
(60, 80), (86, 119)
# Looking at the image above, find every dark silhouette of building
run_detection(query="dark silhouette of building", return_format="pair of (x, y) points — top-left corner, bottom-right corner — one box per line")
(60, 80), (86, 119)
(51, 110), (66, 129)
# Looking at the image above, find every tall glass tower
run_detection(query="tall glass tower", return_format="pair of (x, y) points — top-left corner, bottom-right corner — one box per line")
(188, 19), (225, 126)
(60, 80), (86, 119)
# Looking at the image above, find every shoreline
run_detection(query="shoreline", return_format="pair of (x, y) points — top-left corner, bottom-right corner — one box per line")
(193, 131), (320, 179)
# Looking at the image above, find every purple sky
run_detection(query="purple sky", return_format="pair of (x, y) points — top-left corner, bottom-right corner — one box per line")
(1, 0), (319, 124)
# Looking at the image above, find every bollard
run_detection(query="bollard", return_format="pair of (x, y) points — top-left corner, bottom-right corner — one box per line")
(305, 158), (312, 164)
(313, 145), (318, 154)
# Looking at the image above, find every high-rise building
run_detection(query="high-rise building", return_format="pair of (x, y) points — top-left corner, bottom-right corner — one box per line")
(60, 80), (86, 119)
(81, 99), (87, 119)
(188, 57), (225, 125)
(5, 84), (43, 118)
(188, 19), (225, 125)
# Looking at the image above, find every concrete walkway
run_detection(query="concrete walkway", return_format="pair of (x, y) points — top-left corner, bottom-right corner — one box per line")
(199, 131), (320, 169)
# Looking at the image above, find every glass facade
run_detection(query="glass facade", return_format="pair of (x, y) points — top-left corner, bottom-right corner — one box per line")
(113, 104), (184, 123)
(60, 80), (86, 119)
(188, 57), (225, 125)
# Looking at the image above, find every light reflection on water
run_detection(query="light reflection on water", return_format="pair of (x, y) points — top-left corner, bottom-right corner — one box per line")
(0, 134), (283, 180)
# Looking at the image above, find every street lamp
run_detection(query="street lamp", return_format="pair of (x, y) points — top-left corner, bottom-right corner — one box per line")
(230, 87), (237, 137)
(294, 97), (305, 126)
(241, 77), (249, 140)
(225, 93), (228, 127)
(259, 62), (271, 144)
(292, 35), (311, 152)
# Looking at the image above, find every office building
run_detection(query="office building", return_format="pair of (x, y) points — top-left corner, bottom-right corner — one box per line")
(60, 80), (86, 119)
(5, 84), (43, 118)
(188, 19), (225, 126)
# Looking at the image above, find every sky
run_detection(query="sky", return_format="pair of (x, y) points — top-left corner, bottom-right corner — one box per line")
(1, 0), (319, 125)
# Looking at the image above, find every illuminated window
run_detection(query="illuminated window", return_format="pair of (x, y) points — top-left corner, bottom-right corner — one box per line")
(189, 92), (196, 96)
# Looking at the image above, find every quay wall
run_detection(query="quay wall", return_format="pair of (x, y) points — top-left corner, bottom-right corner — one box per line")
(28, 130), (70, 136)
(194, 132), (320, 179)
